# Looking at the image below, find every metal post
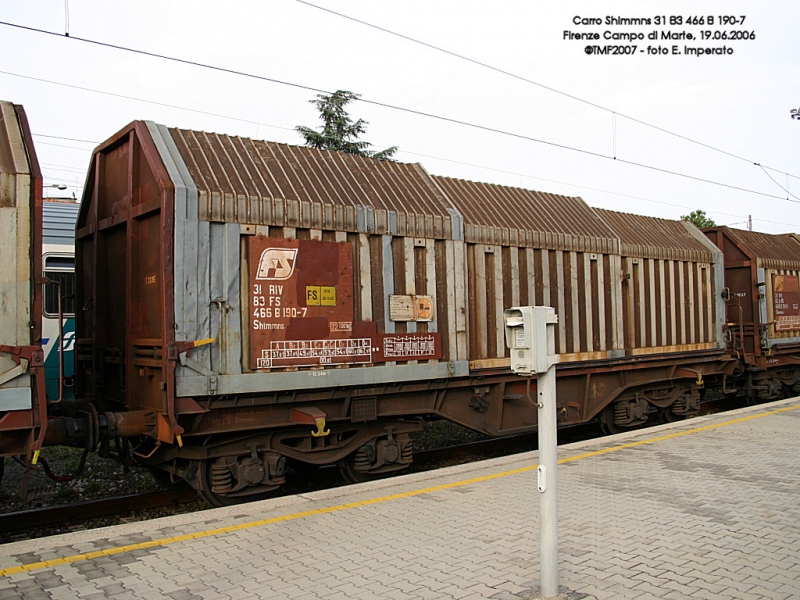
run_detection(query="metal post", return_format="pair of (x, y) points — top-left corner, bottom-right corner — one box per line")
(537, 357), (558, 598)
(503, 306), (560, 599)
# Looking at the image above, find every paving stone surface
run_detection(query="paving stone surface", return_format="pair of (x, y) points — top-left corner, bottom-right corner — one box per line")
(2, 399), (800, 599)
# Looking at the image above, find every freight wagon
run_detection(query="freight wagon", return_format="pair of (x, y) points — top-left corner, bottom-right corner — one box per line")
(0, 101), (47, 471)
(0, 103), (80, 481)
(704, 226), (800, 400)
(0, 110), (794, 507)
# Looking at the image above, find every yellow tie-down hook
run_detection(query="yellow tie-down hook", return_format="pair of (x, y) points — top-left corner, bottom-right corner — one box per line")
(291, 406), (331, 437)
(677, 368), (704, 386)
(312, 417), (330, 438)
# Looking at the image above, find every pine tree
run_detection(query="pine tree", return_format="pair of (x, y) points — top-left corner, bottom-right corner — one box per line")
(296, 90), (398, 160)
(681, 210), (715, 228)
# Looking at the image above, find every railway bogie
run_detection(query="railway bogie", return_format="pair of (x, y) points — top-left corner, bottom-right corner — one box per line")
(4, 103), (800, 505)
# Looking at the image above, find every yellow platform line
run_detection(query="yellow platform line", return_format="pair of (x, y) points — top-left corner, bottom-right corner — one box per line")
(2, 402), (798, 578)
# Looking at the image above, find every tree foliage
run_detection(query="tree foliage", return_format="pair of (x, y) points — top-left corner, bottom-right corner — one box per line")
(296, 90), (398, 160)
(681, 209), (716, 228)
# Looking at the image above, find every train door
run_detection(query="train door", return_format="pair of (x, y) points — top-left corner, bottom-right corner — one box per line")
(42, 253), (76, 400)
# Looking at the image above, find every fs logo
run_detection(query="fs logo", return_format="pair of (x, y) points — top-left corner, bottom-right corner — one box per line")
(255, 248), (298, 280)
(62, 331), (75, 353)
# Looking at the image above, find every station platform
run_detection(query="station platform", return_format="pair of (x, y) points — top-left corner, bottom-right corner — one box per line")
(2, 398), (799, 600)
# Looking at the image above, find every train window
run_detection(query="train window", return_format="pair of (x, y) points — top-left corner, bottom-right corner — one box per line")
(45, 256), (74, 269)
(43, 255), (76, 318)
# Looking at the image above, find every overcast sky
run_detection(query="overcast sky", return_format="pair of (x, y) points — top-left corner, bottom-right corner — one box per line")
(1, 1), (798, 233)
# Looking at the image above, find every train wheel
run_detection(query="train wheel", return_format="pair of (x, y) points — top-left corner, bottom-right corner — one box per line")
(197, 457), (284, 508)
(148, 465), (191, 491)
(598, 404), (623, 435)
(744, 389), (785, 406)
(745, 377), (786, 405)
(659, 407), (683, 424)
(336, 435), (414, 484)
(336, 455), (391, 484)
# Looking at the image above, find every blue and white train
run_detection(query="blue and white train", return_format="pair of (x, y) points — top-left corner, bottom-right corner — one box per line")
(41, 200), (79, 401)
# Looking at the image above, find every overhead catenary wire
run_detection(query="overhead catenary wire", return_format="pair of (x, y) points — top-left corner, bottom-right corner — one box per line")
(399, 149), (800, 229)
(9, 69), (749, 220)
(34, 133), (97, 144)
(26, 122), (799, 227)
(612, 112), (617, 160)
(755, 163), (800, 202)
(31, 108), (793, 225)
(722, 220), (749, 228)
(6, 83), (797, 226)
(43, 170), (86, 181)
(0, 70), (293, 133)
(35, 140), (94, 152)
(13, 69), (792, 227)
(41, 162), (87, 173)
(295, 0), (800, 187)
(10, 62), (788, 225)
(0, 21), (795, 206)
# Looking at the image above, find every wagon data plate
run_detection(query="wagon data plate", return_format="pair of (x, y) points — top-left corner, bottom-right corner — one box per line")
(249, 236), (441, 369)
(773, 274), (800, 331)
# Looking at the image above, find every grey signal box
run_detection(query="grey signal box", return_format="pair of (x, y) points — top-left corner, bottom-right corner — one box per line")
(504, 306), (559, 375)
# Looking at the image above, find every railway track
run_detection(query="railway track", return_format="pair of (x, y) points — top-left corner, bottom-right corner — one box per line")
(0, 431), (549, 540)
(0, 489), (200, 534)
(0, 398), (743, 542)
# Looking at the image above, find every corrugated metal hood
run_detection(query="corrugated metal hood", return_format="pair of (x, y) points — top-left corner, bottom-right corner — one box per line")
(0, 101), (33, 178)
(595, 208), (716, 262)
(167, 128), (455, 238)
(431, 175), (620, 253)
(717, 227), (800, 270)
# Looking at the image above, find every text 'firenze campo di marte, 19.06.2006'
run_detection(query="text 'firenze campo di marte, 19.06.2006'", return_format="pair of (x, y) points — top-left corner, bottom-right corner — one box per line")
(564, 14), (755, 57)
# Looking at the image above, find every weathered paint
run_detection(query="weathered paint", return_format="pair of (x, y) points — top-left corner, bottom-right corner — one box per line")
(75, 121), (738, 451)
(0, 102), (35, 410)
(0, 101), (46, 458)
(704, 226), (800, 361)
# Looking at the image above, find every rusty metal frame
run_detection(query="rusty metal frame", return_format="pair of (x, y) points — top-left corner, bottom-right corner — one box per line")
(75, 122), (183, 444)
(0, 104), (49, 460)
(158, 350), (735, 448)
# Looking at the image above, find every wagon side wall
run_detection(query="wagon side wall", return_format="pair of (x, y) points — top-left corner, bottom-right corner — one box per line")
(620, 256), (720, 355)
(0, 102), (38, 412)
(463, 226), (724, 370)
(149, 129), (470, 398)
(466, 241), (623, 367)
